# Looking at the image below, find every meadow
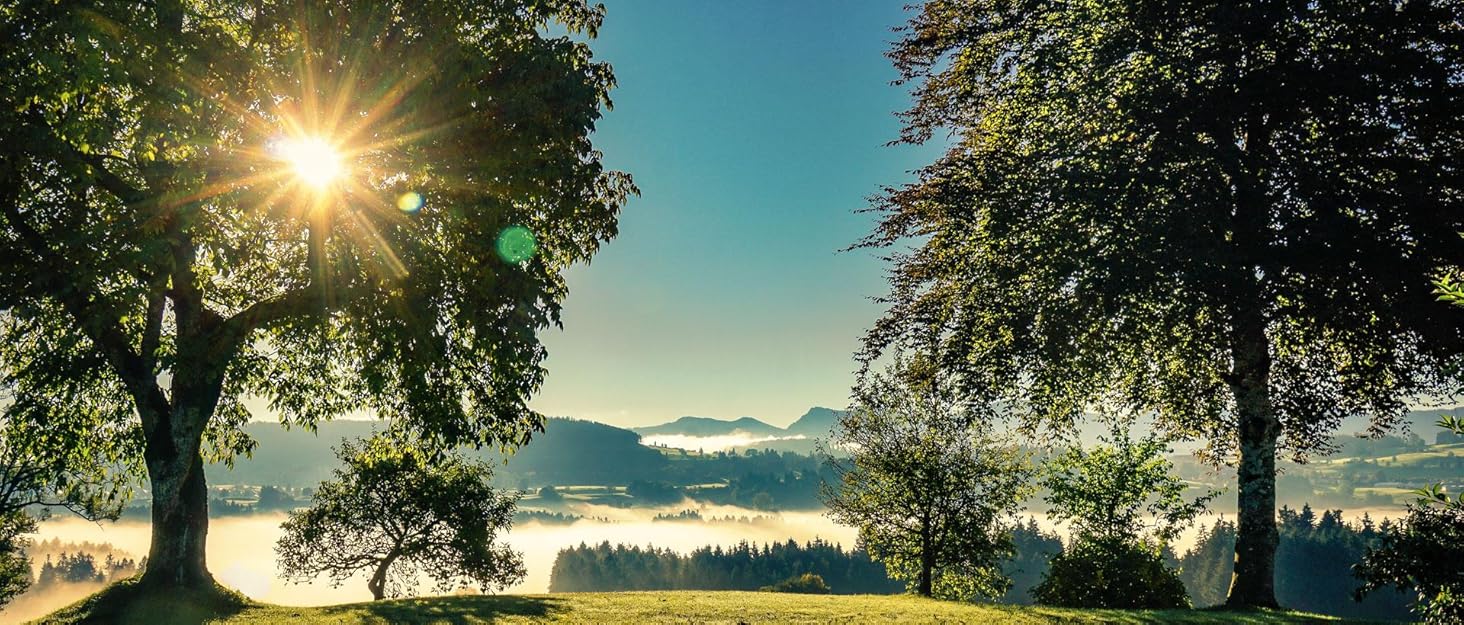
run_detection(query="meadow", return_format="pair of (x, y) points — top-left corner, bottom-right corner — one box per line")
(31, 586), (1357, 625)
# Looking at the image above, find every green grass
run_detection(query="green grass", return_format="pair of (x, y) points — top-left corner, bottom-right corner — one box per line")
(29, 585), (1365, 625)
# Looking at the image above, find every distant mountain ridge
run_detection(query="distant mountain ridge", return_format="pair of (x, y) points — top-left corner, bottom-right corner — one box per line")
(633, 416), (785, 438)
(632, 407), (846, 442)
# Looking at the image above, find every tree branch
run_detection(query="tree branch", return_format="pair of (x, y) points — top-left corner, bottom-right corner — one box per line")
(0, 166), (170, 429)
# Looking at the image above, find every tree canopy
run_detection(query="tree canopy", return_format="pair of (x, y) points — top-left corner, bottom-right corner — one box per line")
(0, 0), (630, 590)
(863, 0), (1464, 607)
(276, 435), (524, 601)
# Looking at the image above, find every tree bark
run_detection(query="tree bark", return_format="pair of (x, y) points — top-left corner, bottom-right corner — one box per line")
(1224, 308), (1280, 609)
(137, 421), (213, 590)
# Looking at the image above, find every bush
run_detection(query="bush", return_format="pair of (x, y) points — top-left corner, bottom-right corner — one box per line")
(761, 572), (832, 594)
(1033, 536), (1189, 609)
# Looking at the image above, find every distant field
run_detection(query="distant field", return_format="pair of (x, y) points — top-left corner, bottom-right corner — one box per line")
(1318, 442), (1464, 467)
(34, 590), (1365, 625)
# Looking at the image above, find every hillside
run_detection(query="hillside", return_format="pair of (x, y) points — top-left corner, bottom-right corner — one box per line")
(34, 588), (1355, 625)
(206, 418), (668, 489)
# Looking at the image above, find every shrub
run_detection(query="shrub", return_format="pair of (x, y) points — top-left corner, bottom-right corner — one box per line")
(761, 573), (832, 594)
(1033, 536), (1189, 609)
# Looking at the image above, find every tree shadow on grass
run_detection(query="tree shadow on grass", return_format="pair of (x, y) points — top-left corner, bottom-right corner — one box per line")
(318, 595), (566, 625)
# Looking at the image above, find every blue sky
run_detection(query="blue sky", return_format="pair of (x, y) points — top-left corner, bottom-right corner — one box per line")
(528, 1), (944, 428)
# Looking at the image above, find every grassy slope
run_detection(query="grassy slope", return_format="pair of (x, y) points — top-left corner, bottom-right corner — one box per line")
(32, 588), (1357, 625)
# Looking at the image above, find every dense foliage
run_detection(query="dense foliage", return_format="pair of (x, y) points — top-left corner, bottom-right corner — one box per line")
(1178, 507), (1411, 621)
(1355, 505), (1464, 624)
(0, 0), (629, 590)
(548, 539), (901, 594)
(1034, 537), (1189, 609)
(824, 358), (1031, 599)
(276, 436), (523, 600)
(864, 0), (1464, 608)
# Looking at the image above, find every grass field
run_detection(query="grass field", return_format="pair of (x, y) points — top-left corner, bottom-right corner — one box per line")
(30, 585), (1364, 625)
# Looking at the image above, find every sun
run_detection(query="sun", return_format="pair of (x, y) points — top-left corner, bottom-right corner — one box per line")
(274, 136), (345, 189)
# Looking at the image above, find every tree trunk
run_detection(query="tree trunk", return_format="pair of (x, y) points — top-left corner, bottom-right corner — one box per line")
(917, 524), (934, 597)
(1224, 310), (1280, 609)
(367, 551), (401, 601)
(137, 408), (214, 590)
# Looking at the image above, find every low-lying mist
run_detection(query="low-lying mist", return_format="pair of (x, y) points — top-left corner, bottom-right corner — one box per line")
(14, 501), (857, 617)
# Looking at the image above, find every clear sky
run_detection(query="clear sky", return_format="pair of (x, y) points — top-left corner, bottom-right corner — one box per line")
(526, 1), (943, 428)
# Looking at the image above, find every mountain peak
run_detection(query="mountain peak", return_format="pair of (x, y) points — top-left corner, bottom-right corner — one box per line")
(785, 407), (845, 436)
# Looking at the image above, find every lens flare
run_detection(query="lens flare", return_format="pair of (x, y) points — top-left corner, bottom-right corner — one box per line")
(397, 191), (424, 213)
(496, 226), (537, 264)
(274, 137), (344, 189)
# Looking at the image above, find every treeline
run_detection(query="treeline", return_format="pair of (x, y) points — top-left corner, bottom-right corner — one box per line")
(548, 521), (1064, 600)
(1176, 505), (1412, 621)
(548, 539), (903, 594)
(34, 552), (139, 587)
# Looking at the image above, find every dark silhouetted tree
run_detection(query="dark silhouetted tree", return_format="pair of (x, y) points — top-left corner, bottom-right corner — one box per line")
(863, 0), (1464, 608)
(276, 436), (524, 600)
(822, 357), (1031, 599)
(0, 0), (630, 592)
(255, 486), (295, 512)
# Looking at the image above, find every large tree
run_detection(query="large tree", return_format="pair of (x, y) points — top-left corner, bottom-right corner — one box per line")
(276, 436), (524, 601)
(0, 0), (631, 592)
(822, 357), (1031, 599)
(864, 0), (1464, 608)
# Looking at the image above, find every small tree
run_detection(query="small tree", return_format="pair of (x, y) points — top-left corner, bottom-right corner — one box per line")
(1034, 420), (1215, 608)
(276, 436), (524, 600)
(1042, 421), (1217, 546)
(822, 357), (1031, 599)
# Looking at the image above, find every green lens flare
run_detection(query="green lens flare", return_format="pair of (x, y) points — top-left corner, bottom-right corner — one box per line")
(496, 226), (537, 264)
(396, 191), (424, 213)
